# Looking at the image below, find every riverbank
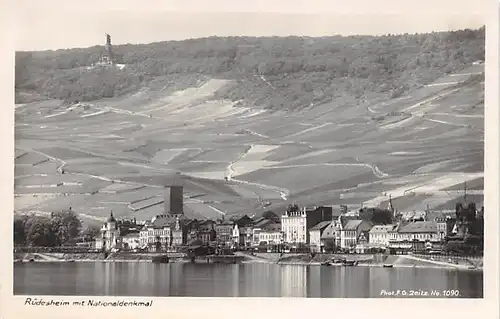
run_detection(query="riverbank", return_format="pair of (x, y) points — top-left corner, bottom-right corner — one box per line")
(14, 252), (483, 271)
(236, 252), (483, 271)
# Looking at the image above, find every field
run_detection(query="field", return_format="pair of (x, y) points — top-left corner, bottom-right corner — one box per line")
(14, 62), (484, 225)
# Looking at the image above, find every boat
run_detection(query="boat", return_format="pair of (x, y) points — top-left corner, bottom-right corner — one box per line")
(321, 261), (332, 266)
(343, 260), (357, 266)
(151, 255), (170, 263)
(383, 264), (393, 268)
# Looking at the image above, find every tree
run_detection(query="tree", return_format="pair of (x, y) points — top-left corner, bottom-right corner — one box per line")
(15, 27), (485, 109)
(24, 215), (58, 247)
(359, 208), (393, 225)
(81, 225), (101, 242)
(13, 215), (29, 246)
(50, 210), (82, 245)
(262, 210), (280, 223)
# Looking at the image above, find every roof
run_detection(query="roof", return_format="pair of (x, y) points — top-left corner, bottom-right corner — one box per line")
(215, 221), (234, 227)
(309, 221), (331, 231)
(400, 211), (427, 220)
(398, 221), (437, 233)
(122, 232), (140, 238)
(253, 217), (266, 224)
(340, 215), (359, 228)
(147, 214), (176, 228)
(261, 223), (281, 232)
(254, 218), (273, 228)
(369, 225), (396, 233)
(343, 220), (363, 231)
(320, 222), (337, 240)
(428, 211), (457, 222)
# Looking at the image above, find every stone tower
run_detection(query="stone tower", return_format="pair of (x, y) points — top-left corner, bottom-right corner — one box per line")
(101, 33), (114, 65)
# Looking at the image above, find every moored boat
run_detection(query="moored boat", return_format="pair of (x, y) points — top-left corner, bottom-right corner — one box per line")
(151, 255), (170, 263)
(343, 260), (357, 266)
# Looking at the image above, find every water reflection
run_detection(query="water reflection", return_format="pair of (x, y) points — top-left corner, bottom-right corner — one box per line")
(280, 265), (307, 297)
(13, 263), (483, 298)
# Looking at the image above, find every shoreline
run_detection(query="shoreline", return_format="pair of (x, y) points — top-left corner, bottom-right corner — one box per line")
(14, 257), (483, 272)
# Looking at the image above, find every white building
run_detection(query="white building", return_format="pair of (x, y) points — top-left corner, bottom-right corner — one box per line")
(399, 211), (427, 222)
(281, 205), (332, 245)
(339, 219), (372, 249)
(122, 233), (140, 250)
(369, 225), (397, 247)
(282, 206), (307, 244)
(95, 212), (120, 252)
(388, 221), (440, 251)
(232, 224), (241, 246)
(253, 223), (283, 246)
(139, 214), (173, 251)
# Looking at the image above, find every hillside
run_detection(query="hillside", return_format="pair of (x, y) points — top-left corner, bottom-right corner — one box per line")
(14, 29), (484, 225)
(15, 28), (484, 111)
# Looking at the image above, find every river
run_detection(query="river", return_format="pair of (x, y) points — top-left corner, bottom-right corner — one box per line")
(14, 262), (483, 298)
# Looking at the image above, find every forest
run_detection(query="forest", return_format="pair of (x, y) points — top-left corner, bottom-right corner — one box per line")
(13, 210), (100, 247)
(15, 27), (485, 110)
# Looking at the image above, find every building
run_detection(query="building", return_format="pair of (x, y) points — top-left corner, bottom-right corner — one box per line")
(320, 222), (338, 253)
(171, 217), (196, 247)
(232, 224), (252, 249)
(399, 211), (427, 222)
(281, 205), (333, 245)
(253, 223), (283, 251)
(121, 233), (140, 250)
(139, 214), (174, 251)
(252, 216), (273, 229)
(453, 202), (477, 238)
(339, 219), (373, 250)
(388, 221), (440, 252)
(95, 212), (120, 252)
(215, 220), (234, 246)
(354, 231), (371, 253)
(369, 225), (397, 247)
(308, 221), (332, 253)
(231, 215), (255, 248)
(195, 220), (217, 244)
(94, 212), (143, 252)
(171, 217), (184, 246)
(165, 185), (184, 215)
(433, 213), (456, 240)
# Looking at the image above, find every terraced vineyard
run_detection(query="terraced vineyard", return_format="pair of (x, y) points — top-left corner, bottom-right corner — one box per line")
(16, 15), (488, 227)
(15, 60), (484, 225)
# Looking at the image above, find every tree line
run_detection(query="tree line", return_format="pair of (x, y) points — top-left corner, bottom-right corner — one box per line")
(13, 210), (101, 247)
(15, 27), (484, 110)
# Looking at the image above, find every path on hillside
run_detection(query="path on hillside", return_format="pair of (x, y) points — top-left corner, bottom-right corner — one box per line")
(225, 144), (290, 202)
(268, 162), (389, 179)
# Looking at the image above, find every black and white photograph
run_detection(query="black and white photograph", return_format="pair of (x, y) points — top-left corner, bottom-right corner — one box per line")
(9, 0), (493, 302)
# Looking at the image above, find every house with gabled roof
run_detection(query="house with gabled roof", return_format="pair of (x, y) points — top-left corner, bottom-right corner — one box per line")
(320, 222), (339, 252)
(253, 223), (283, 250)
(339, 219), (372, 250)
(308, 221), (332, 253)
(388, 221), (440, 252)
(369, 224), (397, 247)
(139, 213), (176, 251)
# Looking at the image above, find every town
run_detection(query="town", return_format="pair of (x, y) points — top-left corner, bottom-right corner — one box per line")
(14, 183), (484, 265)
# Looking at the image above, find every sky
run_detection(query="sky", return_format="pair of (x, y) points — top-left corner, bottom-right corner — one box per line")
(13, 0), (488, 51)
